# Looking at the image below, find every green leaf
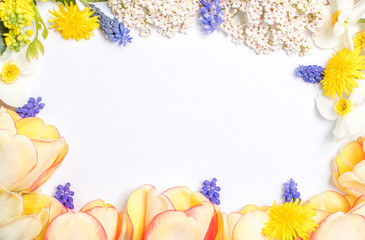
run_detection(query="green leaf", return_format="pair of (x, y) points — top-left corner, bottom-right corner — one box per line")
(42, 28), (48, 40)
(55, 0), (76, 6)
(26, 39), (44, 61)
(0, 21), (9, 56)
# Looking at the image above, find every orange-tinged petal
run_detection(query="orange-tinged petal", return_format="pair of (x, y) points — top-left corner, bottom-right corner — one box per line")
(127, 185), (153, 240)
(117, 213), (129, 240)
(345, 195), (358, 208)
(232, 211), (269, 240)
(0, 215), (43, 240)
(0, 188), (22, 224)
(189, 192), (210, 208)
(338, 160), (365, 197)
(335, 141), (365, 176)
(145, 187), (174, 229)
(214, 205), (224, 240)
(80, 199), (107, 212)
(162, 186), (191, 211)
(185, 203), (217, 240)
(225, 212), (242, 240)
(17, 138), (66, 191)
(16, 118), (60, 140)
(0, 130), (37, 191)
(308, 191), (351, 213)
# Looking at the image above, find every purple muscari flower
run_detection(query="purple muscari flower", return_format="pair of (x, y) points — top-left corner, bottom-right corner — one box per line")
(15, 97), (45, 118)
(283, 178), (301, 203)
(90, 4), (132, 46)
(200, 0), (223, 34)
(200, 178), (221, 205)
(295, 65), (325, 84)
(54, 182), (75, 210)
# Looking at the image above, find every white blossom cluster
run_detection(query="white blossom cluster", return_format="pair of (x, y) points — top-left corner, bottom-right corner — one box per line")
(220, 0), (326, 55)
(108, 0), (199, 37)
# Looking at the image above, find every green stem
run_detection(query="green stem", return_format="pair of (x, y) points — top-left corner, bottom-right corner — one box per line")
(80, 0), (90, 7)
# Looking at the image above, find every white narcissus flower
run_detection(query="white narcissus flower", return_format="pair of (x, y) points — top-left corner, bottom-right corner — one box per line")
(313, 0), (365, 50)
(315, 81), (365, 140)
(0, 49), (37, 107)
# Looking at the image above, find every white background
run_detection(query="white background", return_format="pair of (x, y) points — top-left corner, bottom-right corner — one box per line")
(32, 1), (346, 212)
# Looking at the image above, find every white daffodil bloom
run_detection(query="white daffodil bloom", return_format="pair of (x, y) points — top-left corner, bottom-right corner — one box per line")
(316, 80), (365, 141)
(313, 0), (365, 50)
(0, 49), (37, 107)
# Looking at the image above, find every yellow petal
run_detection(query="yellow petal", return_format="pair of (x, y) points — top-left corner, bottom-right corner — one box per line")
(0, 130), (37, 191)
(162, 186), (191, 211)
(338, 160), (365, 197)
(239, 204), (258, 215)
(16, 118), (60, 140)
(335, 141), (365, 177)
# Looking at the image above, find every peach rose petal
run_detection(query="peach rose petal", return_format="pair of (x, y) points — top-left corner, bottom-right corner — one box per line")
(117, 213), (129, 240)
(308, 191), (351, 213)
(226, 212), (242, 240)
(44, 212), (107, 240)
(334, 141), (364, 180)
(144, 210), (201, 240)
(0, 130), (37, 191)
(185, 204), (217, 240)
(0, 215), (43, 240)
(80, 199), (107, 212)
(145, 187), (174, 229)
(310, 212), (365, 240)
(17, 138), (66, 191)
(162, 186), (191, 211)
(232, 211), (269, 240)
(0, 110), (17, 134)
(127, 185), (153, 240)
(338, 160), (365, 197)
(0, 188), (22, 223)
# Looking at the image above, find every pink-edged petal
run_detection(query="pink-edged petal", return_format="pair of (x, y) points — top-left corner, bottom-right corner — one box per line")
(0, 188), (22, 224)
(144, 211), (201, 240)
(315, 94), (338, 120)
(0, 215), (43, 240)
(0, 130), (37, 191)
(338, 161), (365, 197)
(145, 187), (174, 229)
(85, 206), (121, 240)
(0, 110), (16, 134)
(17, 138), (66, 191)
(232, 211), (269, 240)
(44, 212), (107, 240)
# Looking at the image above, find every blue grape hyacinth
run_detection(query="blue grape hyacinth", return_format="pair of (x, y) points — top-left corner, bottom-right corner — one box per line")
(200, 0), (223, 34)
(54, 182), (75, 209)
(295, 65), (325, 84)
(90, 4), (132, 46)
(201, 178), (221, 205)
(15, 97), (45, 118)
(283, 178), (301, 203)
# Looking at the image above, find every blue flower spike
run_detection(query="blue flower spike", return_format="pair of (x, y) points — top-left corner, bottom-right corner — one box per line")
(90, 4), (132, 46)
(283, 178), (301, 203)
(201, 178), (221, 205)
(200, 0), (223, 34)
(15, 97), (45, 118)
(54, 182), (75, 210)
(295, 65), (325, 84)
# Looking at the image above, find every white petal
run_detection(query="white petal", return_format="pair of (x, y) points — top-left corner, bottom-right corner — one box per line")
(345, 112), (365, 136)
(0, 73), (36, 107)
(334, 0), (355, 10)
(13, 49), (37, 75)
(333, 117), (349, 140)
(350, 0), (365, 23)
(334, 23), (346, 37)
(350, 80), (365, 105)
(315, 94), (338, 120)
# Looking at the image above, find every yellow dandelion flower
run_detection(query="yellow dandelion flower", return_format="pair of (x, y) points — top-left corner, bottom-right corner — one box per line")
(321, 47), (365, 99)
(48, 3), (99, 41)
(262, 199), (318, 240)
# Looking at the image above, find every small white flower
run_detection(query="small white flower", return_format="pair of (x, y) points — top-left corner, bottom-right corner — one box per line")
(316, 81), (365, 141)
(0, 49), (37, 107)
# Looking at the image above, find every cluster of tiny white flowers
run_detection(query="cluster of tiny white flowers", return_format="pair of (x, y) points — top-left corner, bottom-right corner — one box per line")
(220, 0), (326, 55)
(108, 0), (199, 37)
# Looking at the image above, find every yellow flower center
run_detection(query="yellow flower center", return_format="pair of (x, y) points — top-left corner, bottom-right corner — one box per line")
(332, 11), (341, 27)
(1, 62), (20, 84)
(353, 31), (365, 49)
(334, 98), (352, 117)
